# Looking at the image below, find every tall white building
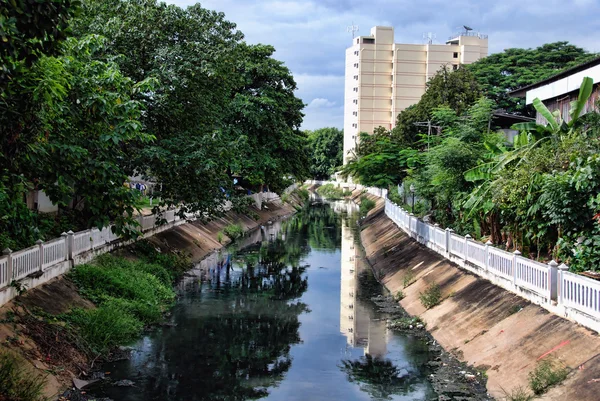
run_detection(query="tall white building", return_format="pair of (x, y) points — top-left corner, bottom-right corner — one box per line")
(343, 26), (488, 164)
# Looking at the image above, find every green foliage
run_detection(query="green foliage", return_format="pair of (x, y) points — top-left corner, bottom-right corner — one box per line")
(0, 351), (47, 401)
(419, 283), (442, 309)
(528, 359), (569, 395)
(223, 224), (244, 240)
(295, 188), (310, 202)
(130, 240), (191, 280)
(501, 386), (533, 401)
(393, 65), (482, 146)
(359, 196), (376, 217)
(306, 127), (343, 179)
(69, 256), (175, 320)
(316, 183), (346, 200)
(468, 42), (597, 114)
(67, 302), (143, 354)
(402, 271), (415, 288)
(75, 1), (309, 217)
(389, 316), (424, 330)
(394, 290), (405, 301)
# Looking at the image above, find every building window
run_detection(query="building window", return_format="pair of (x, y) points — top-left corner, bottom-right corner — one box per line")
(354, 51), (359, 56)
(354, 63), (358, 68)
(453, 52), (458, 58)
(363, 38), (375, 44)
(353, 111), (357, 116)
(353, 99), (357, 104)
(453, 64), (458, 71)
(356, 38), (359, 44)
(354, 75), (358, 80)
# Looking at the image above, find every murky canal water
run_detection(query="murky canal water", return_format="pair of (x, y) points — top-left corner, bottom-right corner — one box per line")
(91, 202), (436, 401)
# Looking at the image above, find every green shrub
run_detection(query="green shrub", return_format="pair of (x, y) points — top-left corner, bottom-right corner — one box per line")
(528, 359), (569, 395)
(70, 258), (174, 308)
(223, 223), (244, 240)
(403, 271), (415, 288)
(419, 283), (442, 309)
(343, 190), (353, 197)
(217, 232), (223, 243)
(389, 316), (425, 330)
(501, 386), (533, 401)
(67, 303), (143, 354)
(395, 290), (405, 301)
(296, 188), (309, 201)
(316, 183), (345, 200)
(0, 351), (46, 401)
(359, 196), (376, 217)
(131, 240), (191, 280)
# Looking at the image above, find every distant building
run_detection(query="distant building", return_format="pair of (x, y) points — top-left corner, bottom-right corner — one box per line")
(510, 57), (600, 125)
(343, 26), (488, 164)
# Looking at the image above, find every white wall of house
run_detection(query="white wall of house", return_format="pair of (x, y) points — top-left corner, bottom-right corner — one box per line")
(526, 64), (600, 105)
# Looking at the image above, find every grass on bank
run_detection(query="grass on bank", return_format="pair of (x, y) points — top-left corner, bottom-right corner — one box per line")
(65, 242), (190, 354)
(220, 223), (244, 241)
(359, 196), (376, 217)
(0, 351), (46, 401)
(316, 183), (352, 200)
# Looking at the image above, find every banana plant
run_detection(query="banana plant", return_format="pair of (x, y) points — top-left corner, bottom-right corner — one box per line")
(465, 76), (594, 184)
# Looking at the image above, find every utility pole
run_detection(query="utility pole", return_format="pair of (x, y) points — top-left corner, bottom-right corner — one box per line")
(413, 120), (443, 150)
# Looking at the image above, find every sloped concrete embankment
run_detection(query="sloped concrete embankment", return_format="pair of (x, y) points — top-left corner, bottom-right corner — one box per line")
(358, 196), (600, 400)
(0, 197), (301, 399)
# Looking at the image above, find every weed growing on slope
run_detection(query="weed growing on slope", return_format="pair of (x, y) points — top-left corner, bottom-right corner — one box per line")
(528, 359), (569, 395)
(501, 386), (533, 401)
(223, 223), (244, 240)
(131, 240), (191, 280)
(419, 283), (442, 309)
(67, 255), (176, 353)
(403, 271), (415, 288)
(359, 196), (376, 217)
(0, 351), (46, 401)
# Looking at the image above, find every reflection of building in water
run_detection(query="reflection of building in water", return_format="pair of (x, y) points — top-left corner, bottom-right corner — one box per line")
(340, 222), (387, 357)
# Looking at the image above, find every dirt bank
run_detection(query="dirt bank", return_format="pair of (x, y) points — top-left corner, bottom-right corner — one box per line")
(0, 195), (302, 399)
(358, 195), (600, 400)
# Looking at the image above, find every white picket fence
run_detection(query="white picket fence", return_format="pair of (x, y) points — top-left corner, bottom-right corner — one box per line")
(0, 188), (290, 295)
(381, 197), (600, 332)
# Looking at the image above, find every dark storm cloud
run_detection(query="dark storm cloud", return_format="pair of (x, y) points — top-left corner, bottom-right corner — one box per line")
(169, 0), (599, 129)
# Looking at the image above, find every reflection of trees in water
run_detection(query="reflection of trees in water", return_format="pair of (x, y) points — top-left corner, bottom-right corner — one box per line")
(132, 218), (318, 401)
(340, 355), (419, 400)
(280, 204), (342, 251)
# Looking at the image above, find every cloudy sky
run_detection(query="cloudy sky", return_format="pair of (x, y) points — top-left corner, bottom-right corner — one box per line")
(169, 0), (598, 130)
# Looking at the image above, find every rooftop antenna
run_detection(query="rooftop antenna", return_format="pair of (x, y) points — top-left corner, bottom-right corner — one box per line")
(423, 32), (436, 44)
(347, 22), (359, 39)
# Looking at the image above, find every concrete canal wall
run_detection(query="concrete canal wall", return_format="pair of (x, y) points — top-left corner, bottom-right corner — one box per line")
(357, 194), (600, 400)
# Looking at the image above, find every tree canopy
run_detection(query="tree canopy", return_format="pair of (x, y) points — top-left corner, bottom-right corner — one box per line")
(467, 42), (597, 114)
(0, 0), (310, 250)
(306, 127), (343, 180)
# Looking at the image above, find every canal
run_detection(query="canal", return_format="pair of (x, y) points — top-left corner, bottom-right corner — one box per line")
(91, 202), (436, 400)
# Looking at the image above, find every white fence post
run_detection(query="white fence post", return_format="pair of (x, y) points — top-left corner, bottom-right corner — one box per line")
(61, 232), (69, 261)
(548, 260), (559, 302)
(557, 262), (569, 305)
(512, 250), (521, 288)
(67, 231), (74, 260)
(445, 228), (453, 254)
(484, 240), (492, 272)
(2, 248), (12, 283)
(36, 239), (44, 272)
(464, 234), (472, 263)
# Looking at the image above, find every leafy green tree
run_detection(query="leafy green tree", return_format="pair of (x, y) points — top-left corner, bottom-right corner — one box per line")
(392, 65), (482, 146)
(225, 43), (309, 190)
(306, 127), (343, 179)
(467, 42), (597, 114)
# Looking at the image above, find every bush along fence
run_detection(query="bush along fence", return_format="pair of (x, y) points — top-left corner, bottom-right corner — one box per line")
(0, 190), (287, 307)
(383, 197), (600, 334)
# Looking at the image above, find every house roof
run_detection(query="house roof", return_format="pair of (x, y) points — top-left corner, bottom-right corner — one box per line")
(492, 111), (534, 128)
(509, 56), (600, 98)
